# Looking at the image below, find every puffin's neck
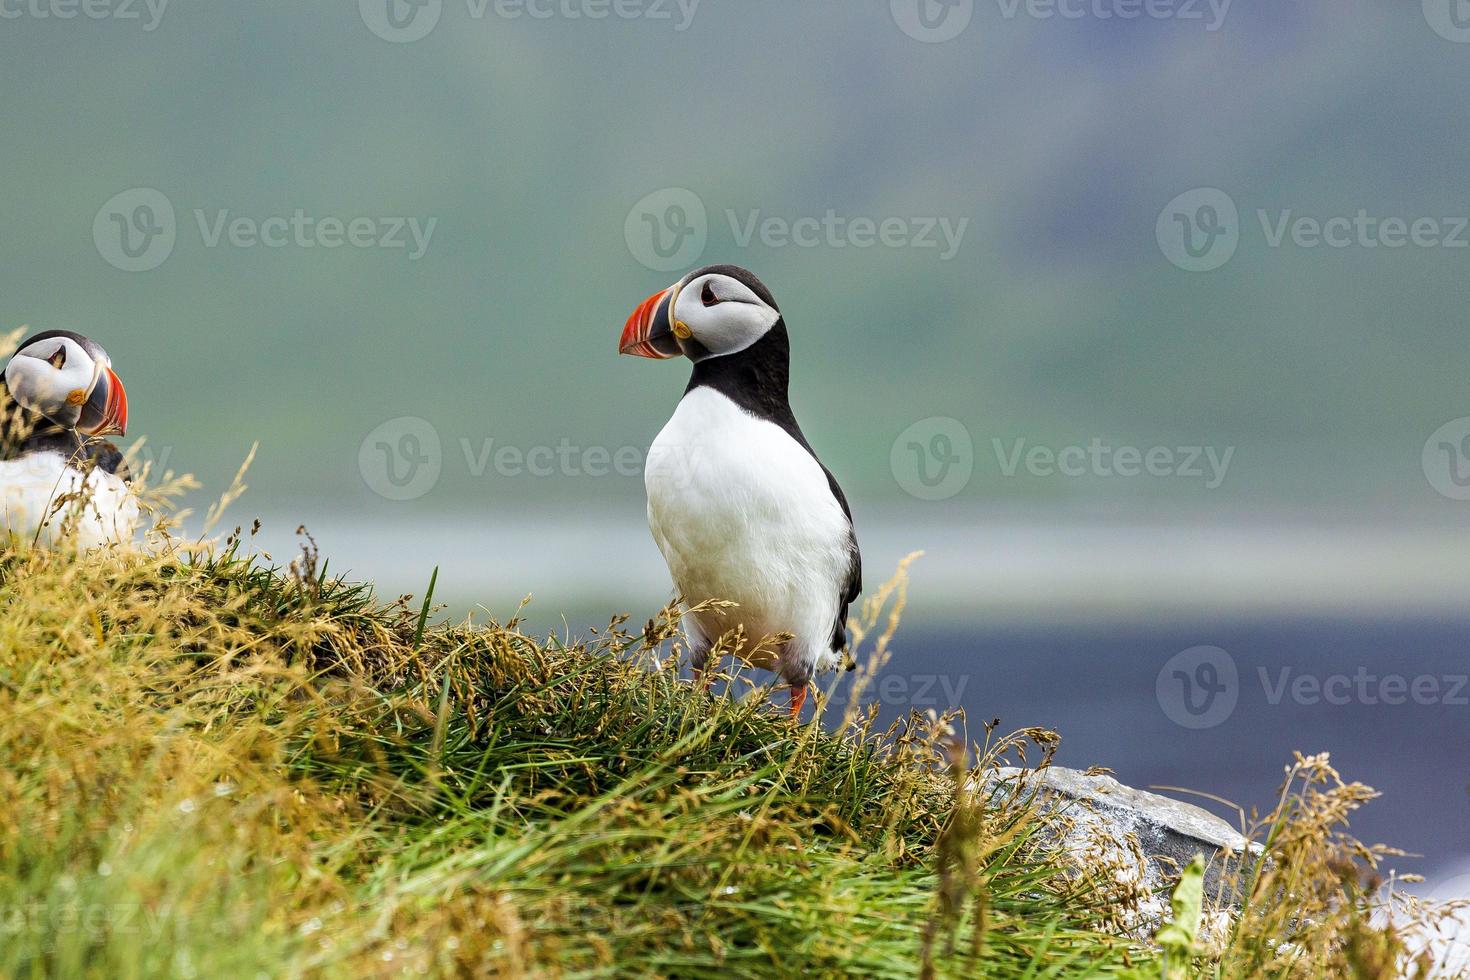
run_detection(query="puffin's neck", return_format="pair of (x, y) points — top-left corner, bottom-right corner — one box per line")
(684, 320), (794, 425)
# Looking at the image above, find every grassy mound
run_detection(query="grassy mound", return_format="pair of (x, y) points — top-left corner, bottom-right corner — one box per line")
(0, 532), (1443, 978)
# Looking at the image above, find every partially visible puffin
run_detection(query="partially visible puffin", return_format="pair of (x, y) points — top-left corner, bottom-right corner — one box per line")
(619, 265), (862, 719)
(1, 330), (134, 548)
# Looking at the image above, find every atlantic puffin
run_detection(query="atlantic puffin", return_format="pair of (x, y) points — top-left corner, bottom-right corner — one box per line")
(620, 265), (862, 719)
(1, 330), (134, 548)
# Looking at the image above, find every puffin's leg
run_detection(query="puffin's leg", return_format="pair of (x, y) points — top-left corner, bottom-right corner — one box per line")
(782, 649), (813, 722)
(788, 684), (808, 719)
(689, 633), (713, 692)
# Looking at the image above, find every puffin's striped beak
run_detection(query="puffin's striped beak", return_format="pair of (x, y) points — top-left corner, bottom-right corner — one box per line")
(77, 367), (127, 438)
(620, 285), (682, 359)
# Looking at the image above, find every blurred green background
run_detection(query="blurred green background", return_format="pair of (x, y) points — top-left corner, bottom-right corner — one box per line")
(6, 0), (1470, 917)
(4, 1), (1466, 618)
(3, 1), (1466, 514)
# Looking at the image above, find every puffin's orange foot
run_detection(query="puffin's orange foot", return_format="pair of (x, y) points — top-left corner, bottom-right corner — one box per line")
(788, 684), (808, 720)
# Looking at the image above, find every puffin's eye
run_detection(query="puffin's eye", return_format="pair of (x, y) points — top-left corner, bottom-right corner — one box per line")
(47, 346), (66, 370)
(701, 281), (719, 307)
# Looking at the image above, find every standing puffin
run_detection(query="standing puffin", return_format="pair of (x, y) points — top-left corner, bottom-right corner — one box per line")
(1, 330), (134, 548)
(620, 265), (861, 719)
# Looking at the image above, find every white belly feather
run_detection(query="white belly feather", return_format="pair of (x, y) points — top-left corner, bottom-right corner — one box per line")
(0, 453), (139, 550)
(645, 387), (850, 678)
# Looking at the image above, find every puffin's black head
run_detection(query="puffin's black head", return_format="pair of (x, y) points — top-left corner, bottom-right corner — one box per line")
(4, 330), (128, 436)
(620, 265), (782, 363)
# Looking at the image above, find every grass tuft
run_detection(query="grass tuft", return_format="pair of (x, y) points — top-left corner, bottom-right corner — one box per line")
(0, 511), (1448, 977)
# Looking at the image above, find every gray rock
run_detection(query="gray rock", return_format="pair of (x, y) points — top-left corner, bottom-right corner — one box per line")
(982, 766), (1265, 937)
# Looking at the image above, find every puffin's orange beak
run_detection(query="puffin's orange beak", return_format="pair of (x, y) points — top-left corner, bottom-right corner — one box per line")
(78, 367), (127, 437)
(620, 285), (682, 359)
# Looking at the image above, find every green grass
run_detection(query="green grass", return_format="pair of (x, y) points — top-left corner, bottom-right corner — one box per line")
(0, 532), (1438, 978)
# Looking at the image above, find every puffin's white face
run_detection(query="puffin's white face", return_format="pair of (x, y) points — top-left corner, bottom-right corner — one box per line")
(620, 265), (781, 363)
(4, 332), (128, 436)
(669, 272), (781, 360)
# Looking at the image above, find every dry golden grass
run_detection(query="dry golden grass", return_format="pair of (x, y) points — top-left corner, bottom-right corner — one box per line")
(0, 461), (1451, 977)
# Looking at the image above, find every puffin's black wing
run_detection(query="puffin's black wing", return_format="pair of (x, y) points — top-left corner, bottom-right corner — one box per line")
(84, 441), (131, 482)
(822, 465), (862, 654)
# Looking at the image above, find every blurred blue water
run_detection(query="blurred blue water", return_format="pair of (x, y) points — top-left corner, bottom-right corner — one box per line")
(739, 616), (1470, 884)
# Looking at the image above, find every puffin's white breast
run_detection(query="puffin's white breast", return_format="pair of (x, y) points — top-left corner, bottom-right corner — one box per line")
(644, 387), (850, 671)
(0, 453), (139, 550)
